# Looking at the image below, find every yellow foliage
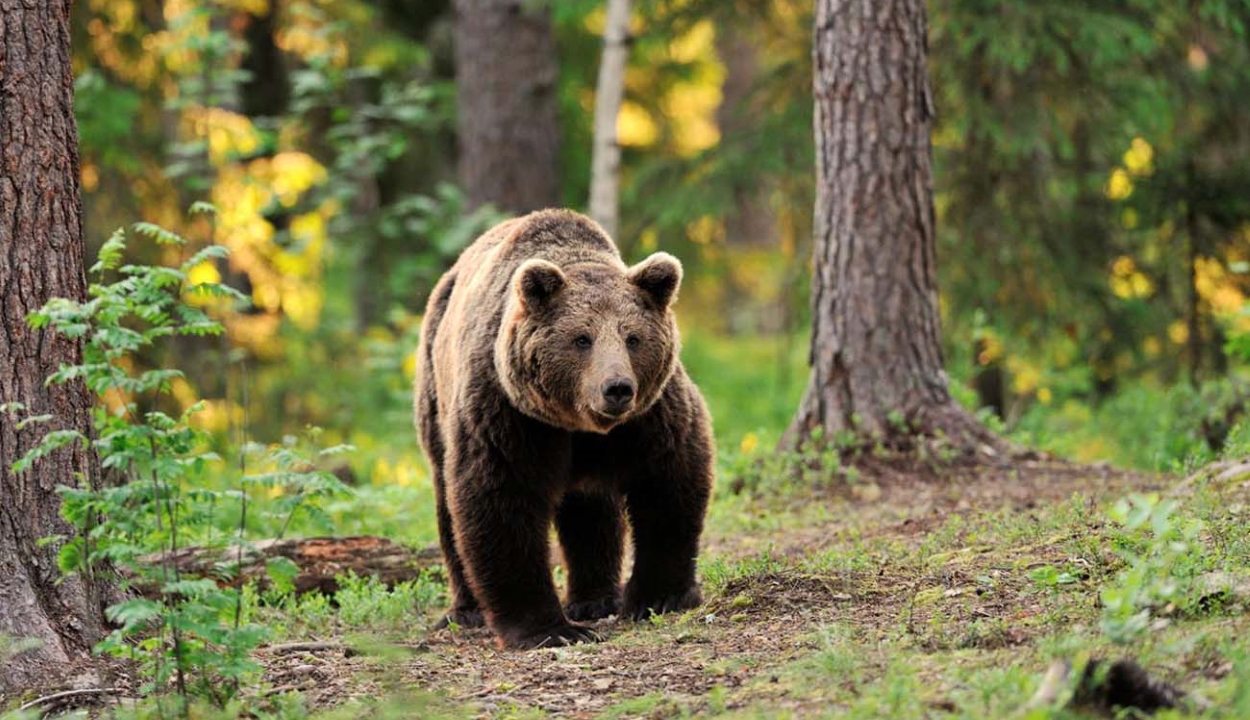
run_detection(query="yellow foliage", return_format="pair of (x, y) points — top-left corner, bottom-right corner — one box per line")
(1195, 256), (1247, 314)
(1007, 357), (1042, 394)
(188, 399), (245, 434)
(1188, 44), (1210, 71)
(208, 151), (330, 333)
(222, 0), (270, 15)
(1105, 168), (1133, 200)
(663, 79), (722, 154)
(1122, 137), (1154, 176)
(184, 261), (224, 309)
(269, 153), (328, 205)
(187, 261), (221, 287)
(1109, 255), (1154, 299)
(371, 457), (426, 487)
(740, 432), (759, 455)
(618, 101), (659, 147)
(976, 333), (1003, 365)
(402, 352), (418, 383)
(227, 314), (283, 359)
(81, 164), (100, 193)
(184, 107), (262, 164)
(1168, 320), (1190, 345)
(638, 228), (659, 253)
(686, 215), (721, 246)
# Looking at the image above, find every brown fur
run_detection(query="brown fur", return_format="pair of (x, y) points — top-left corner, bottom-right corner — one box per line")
(415, 209), (714, 649)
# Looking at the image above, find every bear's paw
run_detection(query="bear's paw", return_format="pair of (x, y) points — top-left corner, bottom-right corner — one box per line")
(565, 595), (621, 622)
(502, 622), (604, 650)
(623, 584), (703, 621)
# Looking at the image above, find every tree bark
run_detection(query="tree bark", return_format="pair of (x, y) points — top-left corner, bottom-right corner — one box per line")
(786, 0), (994, 451)
(0, 0), (113, 695)
(588, 0), (631, 238)
(452, 0), (561, 213)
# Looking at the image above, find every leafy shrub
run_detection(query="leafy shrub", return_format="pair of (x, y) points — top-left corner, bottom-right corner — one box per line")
(16, 212), (350, 709)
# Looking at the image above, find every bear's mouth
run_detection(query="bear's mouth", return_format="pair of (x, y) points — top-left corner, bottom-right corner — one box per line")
(588, 407), (629, 429)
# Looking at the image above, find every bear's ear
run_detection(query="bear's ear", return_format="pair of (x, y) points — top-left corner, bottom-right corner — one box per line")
(514, 259), (566, 312)
(628, 252), (682, 309)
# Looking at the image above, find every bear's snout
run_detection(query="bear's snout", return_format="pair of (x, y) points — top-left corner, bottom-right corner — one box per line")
(600, 377), (636, 415)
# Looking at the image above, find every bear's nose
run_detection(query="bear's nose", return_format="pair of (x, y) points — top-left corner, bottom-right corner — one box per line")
(601, 378), (636, 413)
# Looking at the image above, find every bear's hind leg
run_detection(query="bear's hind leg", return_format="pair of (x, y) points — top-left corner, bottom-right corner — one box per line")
(417, 272), (482, 629)
(432, 469), (484, 629)
(420, 420), (483, 628)
(555, 491), (623, 621)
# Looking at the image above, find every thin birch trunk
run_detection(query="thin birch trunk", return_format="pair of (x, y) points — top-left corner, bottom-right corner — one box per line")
(588, 0), (632, 238)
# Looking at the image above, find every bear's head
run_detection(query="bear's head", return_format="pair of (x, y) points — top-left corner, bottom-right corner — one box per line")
(495, 252), (683, 434)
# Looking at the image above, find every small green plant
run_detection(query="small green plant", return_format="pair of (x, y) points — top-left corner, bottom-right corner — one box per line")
(1028, 565), (1081, 590)
(333, 572), (445, 630)
(1098, 493), (1206, 644)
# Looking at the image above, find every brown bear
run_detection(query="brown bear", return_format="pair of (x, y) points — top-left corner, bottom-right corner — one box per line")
(414, 209), (714, 649)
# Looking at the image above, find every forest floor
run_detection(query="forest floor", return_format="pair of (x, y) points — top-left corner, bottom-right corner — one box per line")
(253, 457), (1250, 719)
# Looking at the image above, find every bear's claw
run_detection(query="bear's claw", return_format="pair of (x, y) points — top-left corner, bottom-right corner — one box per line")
(623, 585), (703, 621)
(565, 595), (620, 621)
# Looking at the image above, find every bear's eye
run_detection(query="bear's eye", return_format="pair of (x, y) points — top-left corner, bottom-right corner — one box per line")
(574, 334), (593, 349)
(625, 335), (641, 350)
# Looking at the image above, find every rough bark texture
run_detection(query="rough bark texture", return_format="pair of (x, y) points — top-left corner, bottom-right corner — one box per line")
(588, 0), (631, 238)
(452, 0), (560, 213)
(131, 537), (441, 598)
(0, 0), (113, 695)
(786, 0), (993, 449)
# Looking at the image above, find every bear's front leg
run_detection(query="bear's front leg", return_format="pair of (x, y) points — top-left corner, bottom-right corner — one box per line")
(556, 491), (623, 621)
(622, 466), (712, 620)
(449, 438), (602, 649)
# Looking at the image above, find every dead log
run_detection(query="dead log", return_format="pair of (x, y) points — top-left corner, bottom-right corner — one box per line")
(129, 536), (441, 598)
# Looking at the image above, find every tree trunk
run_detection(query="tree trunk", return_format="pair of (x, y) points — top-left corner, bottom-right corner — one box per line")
(239, 0), (290, 119)
(0, 0), (113, 695)
(452, 0), (561, 213)
(786, 0), (994, 451)
(716, 22), (776, 253)
(588, 0), (631, 238)
(716, 19), (782, 334)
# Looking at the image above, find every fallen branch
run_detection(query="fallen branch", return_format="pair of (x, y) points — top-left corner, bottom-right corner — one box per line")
(267, 641), (350, 655)
(18, 687), (120, 714)
(128, 536), (441, 598)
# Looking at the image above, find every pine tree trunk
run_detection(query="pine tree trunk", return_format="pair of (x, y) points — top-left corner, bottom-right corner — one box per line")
(786, 0), (995, 451)
(452, 0), (561, 213)
(716, 22), (776, 254)
(716, 19), (781, 334)
(0, 0), (113, 695)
